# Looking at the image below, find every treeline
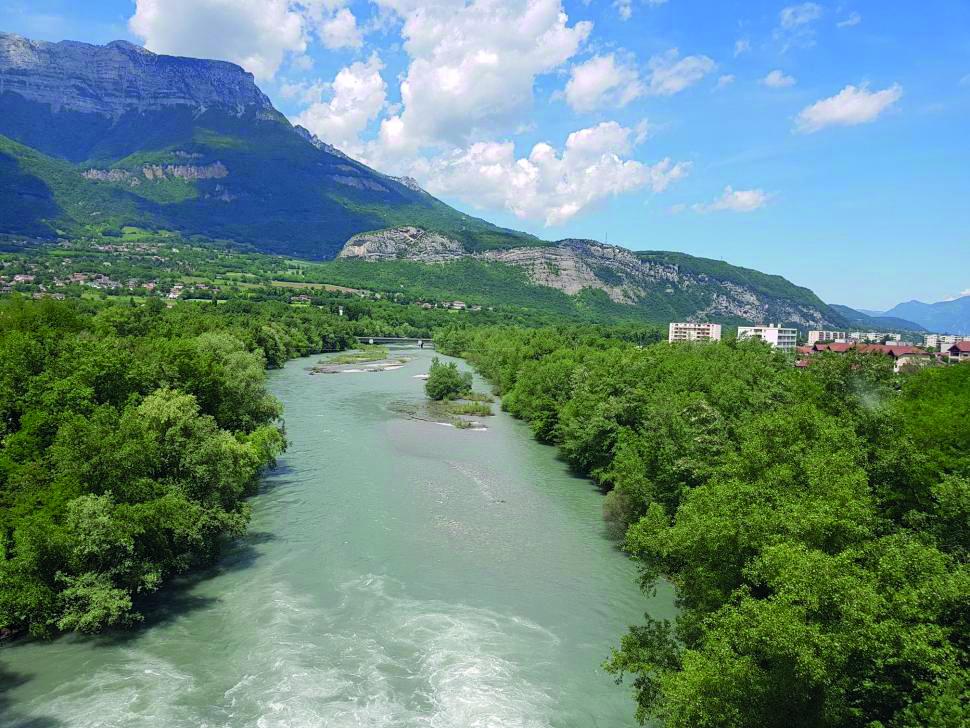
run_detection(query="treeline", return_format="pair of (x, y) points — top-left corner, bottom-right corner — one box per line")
(0, 297), (358, 637)
(437, 326), (968, 728)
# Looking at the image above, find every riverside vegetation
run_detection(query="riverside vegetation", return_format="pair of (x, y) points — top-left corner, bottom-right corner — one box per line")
(437, 326), (969, 728)
(0, 293), (465, 637)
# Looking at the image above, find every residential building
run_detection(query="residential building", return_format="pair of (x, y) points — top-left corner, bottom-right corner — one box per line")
(924, 334), (970, 351)
(948, 341), (970, 363)
(668, 322), (723, 343)
(807, 330), (849, 346)
(812, 342), (933, 372)
(737, 324), (798, 353)
(850, 331), (902, 344)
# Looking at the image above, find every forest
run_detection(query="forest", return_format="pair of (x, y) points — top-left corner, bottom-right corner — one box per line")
(0, 295), (367, 636)
(437, 326), (969, 728)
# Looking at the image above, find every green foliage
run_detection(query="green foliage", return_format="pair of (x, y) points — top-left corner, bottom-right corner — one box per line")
(425, 358), (473, 401)
(444, 401), (493, 417)
(327, 345), (389, 365)
(0, 296), (361, 636)
(0, 96), (531, 258)
(448, 326), (969, 728)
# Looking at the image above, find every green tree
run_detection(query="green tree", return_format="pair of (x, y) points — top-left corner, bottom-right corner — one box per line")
(425, 358), (473, 401)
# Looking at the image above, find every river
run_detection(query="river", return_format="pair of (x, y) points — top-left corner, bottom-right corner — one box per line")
(2, 348), (673, 727)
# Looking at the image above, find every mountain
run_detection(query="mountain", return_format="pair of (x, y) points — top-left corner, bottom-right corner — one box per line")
(0, 32), (537, 258)
(1, 31), (850, 328)
(879, 297), (970, 335)
(336, 229), (847, 328)
(828, 304), (926, 333)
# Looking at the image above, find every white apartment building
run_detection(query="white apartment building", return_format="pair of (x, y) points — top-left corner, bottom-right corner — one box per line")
(668, 322), (723, 343)
(807, 330), (849, 346)
(850, 331), (902, 344)
(923, 334), (970, 351)
(737, 324), (798, 353)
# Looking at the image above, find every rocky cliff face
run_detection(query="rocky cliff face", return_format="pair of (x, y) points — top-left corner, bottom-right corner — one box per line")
(0, 33), (275, 117)
(339, 227), (467, 262)
(83, 161), (229, 186)
(338, 227), (841, 327)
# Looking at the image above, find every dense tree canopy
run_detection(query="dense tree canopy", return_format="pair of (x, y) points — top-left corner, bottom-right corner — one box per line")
(439, 327), (969, 728)
(0, 296), (362, 636)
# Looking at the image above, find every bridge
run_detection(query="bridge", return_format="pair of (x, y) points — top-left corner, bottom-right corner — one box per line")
(355, 336), (434, 348)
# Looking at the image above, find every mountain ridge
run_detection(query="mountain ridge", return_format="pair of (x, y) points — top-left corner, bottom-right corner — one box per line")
(0, 30), (872, 329)
(337, 227), (847, 328)
(880, 296), (970, 335)
(0, 31), (536, 258)
(828, 304), (926, 333)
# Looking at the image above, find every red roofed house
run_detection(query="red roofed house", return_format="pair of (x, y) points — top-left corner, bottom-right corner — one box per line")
(811, 342), (932, 372)
(948, 341), (970, 363)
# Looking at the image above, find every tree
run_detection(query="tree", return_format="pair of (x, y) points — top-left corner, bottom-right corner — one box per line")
(425, 358), (473, 401)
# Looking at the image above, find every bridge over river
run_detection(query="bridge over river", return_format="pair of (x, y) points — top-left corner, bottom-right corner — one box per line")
(356, 336), (434, 348)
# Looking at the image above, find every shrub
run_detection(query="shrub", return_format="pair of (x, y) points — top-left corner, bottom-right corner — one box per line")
(425, 358), (472, 401)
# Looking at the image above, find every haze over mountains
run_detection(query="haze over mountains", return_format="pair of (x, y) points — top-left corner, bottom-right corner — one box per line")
(874, 296), (970, 335)
(0, 31), (938, 332)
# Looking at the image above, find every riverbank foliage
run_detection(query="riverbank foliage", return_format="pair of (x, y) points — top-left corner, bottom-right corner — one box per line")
(437, 326), (969, 728)
(425, 358), (473, 401)
(0, 297), (360, 637)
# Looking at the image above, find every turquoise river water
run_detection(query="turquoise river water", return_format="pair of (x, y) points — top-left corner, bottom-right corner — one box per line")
(2, 348), (673, 727)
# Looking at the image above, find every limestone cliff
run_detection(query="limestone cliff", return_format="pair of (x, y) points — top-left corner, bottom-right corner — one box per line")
(337, 227), (843, 327)
(339, 227), (467, 262)
(0, 33), (275, 118)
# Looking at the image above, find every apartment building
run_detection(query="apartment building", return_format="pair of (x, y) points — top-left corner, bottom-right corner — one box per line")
(807, 330), (849, 346)
(924, 334), (970, 351)
(668, 322), (723, 343)
(737, 324), (798, 353)
(850, 331), (902, 344)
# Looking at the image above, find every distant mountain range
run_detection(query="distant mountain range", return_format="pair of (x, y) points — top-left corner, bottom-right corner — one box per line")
(0, 31), (930, 331)
(828, 305), (926, 333)
(869, 297), (970, 335)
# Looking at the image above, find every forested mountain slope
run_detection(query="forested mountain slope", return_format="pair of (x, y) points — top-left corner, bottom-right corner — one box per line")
(2, 31), (852, 328)
(336, 229), (849, 328)
(0, 32), (537, 258)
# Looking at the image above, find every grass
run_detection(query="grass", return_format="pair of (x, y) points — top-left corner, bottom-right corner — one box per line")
(444, 401), (494, 417)
(462, 391), (494, 403)
(326, 345), (389, 365)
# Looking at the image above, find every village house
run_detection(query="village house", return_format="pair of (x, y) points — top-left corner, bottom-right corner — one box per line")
(811, 342), (933, 372)
(947, 341), (970, 363)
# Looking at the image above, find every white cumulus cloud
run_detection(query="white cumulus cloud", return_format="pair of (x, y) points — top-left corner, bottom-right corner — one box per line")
(129, 0), (306, 80)
(374, 0), (591, 154)
(292, 54), (387, 153)
(693, 186), (771, 213)
(795, 83), (903, 133)
(716, 74), (735, 89)
(734, 38), (751, 57)
(646, 49), (716, 96)
(317, 7), (363, 49)
(564, 54), (644, 112)
(762, 69), (796, 88)
(415, 121), (690, 226)
(780, 2), (823, 29)
(298, 1), (364, 50)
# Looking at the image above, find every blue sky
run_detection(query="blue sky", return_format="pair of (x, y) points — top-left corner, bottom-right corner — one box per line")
(2, 0), (968, 310)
